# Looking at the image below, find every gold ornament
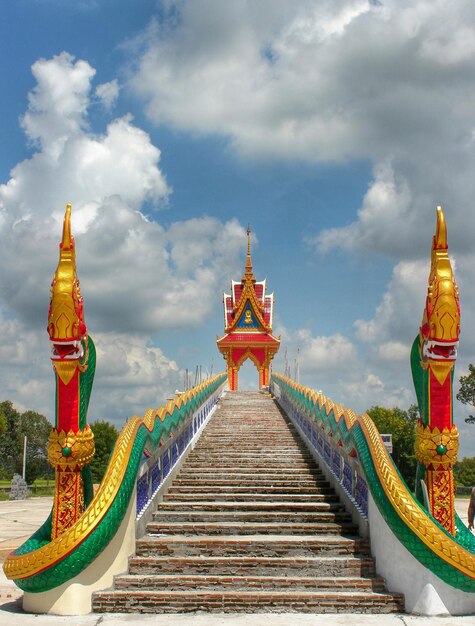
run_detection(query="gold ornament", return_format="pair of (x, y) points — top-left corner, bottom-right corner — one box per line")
(48, 427), (95, 471)
(415, 422), (459, 470)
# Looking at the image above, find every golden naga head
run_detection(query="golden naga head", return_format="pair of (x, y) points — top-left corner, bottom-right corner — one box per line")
(420, 206), (460, 376)
(48, 204), (87, 382)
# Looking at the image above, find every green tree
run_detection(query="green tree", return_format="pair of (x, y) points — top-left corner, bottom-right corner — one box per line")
(0, 401), (22, 478)
(367, 404), (418, 490)
(0, 407), (6, 437)
(0, 401), (53, 483)
(456, 364), (475, 424)
(19, 410), (54, 483)
(454, 457), (475, 487)
(90, 420), (119, 483)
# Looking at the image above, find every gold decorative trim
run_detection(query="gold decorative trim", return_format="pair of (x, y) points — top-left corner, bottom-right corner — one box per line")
(4, 374), (226, 580)
(273, 373), (475, 580)
(359, 413), (472, 577)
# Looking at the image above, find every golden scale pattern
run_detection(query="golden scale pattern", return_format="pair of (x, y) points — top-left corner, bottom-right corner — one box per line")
(4, 376), (223, 580)
(274, 374), (475, 580)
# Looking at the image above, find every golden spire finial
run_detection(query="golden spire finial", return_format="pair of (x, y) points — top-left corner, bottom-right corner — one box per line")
(434, 205), (448, 250)
(244, 224), (255, 282)
(62, 203), (73, 251)
(48, 204), (84, 343)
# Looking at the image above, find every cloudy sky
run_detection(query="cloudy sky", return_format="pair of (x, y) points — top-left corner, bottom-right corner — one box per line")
(1, 0), (475, 457)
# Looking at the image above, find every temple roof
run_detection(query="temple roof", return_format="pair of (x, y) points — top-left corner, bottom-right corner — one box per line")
(219, 226), (277, 340)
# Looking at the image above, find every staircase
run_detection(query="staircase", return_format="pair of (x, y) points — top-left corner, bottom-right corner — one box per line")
(93, 391), (404, 613)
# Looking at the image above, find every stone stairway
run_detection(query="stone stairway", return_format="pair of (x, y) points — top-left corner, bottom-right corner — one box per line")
(93, 391), (404, 613)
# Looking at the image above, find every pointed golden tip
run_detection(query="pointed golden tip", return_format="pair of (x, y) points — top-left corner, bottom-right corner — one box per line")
(434, 205), (448, 250)
(61, 203), (73, 250)
(243, 223), (255, 281)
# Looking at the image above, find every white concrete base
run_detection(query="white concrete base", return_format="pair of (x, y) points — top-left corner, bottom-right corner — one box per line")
(22, 488), (136, 616)
(368, 494), (475, 616)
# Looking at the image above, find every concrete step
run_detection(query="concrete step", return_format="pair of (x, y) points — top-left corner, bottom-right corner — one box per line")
(166, 484), (335, 495)
(145, 521), (359, 535)
(163, 491), (340, 502)
(135, 535), (370, 558)
(176, 469), (324, 479)
(128, 555), (376, 577)
(152, 511), (351, 524)
(188, 451), (313, 456)
(172, 478), (328, 487)
(113, 573), (388, 592)
(157, 501), (344, 512)
(91, 392), (401, 615)
(185, 460), (315, 467)
(92, 589), (404, 613)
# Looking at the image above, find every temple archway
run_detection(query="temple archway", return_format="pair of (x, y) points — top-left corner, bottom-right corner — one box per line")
(236, 357), (260, 390)
(217, 227), (280, 391)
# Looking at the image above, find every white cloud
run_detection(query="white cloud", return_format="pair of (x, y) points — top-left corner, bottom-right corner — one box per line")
(274, 322), (417, 417)
(375, 341), (410, 363)
(0, 52), (246, 334)
(125, 1), (475, 456)
(315, 161), (414, 257)
(0, 306), (182, 426)
(130, 1), (475, 161)
(22, 52), (95, 159)
(129, 1), (475, 265)
(297, 330), (357, 372)
(95, 79), (119, 110)
(0, 52), (247, 424)
(354, 260), (427, 344)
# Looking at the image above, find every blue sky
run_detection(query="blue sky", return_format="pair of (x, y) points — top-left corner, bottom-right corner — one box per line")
(1, 1), (474, 458)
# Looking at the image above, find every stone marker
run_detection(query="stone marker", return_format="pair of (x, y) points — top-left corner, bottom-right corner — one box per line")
(9, 473), (29, 500)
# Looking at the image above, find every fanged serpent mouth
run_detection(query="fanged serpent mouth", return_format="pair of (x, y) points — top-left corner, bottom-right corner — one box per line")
(51, 340), (84, 361)
(422, 339), (458, 361)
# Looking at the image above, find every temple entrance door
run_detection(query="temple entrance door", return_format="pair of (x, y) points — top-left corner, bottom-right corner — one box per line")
(227, 351), (270, 392)
(235, 358), (259, 390)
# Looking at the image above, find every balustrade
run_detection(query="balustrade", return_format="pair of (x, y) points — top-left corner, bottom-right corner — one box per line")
(135, 392), (223, 522)
(272, 378), (369, 522)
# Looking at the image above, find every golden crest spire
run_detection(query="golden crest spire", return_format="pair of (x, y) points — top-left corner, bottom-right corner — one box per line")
(243, 224), (256, 282)
(434, 205), (447, 251)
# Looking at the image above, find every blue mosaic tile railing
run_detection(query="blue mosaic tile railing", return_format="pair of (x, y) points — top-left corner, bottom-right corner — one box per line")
(135, 383), (225, 519)
(272, 379), (369, 521)
(343, 459), (353, 495)
(356, 472), (369, 518)
(332, 448), (341, 479)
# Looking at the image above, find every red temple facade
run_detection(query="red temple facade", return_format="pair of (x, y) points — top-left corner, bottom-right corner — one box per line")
(217, 227), (280, 391)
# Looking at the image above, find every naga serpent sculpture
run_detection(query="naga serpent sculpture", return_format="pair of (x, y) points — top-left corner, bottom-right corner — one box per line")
(47, 203), (96, 538)
(3, 204), (226, 591)
(270, 208), (473, 593)
(412, 206), (460, 534)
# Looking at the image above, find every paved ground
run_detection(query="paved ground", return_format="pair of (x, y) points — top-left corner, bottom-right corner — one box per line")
(0, 496), (472, 624)
(0, 613), (474, 626)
